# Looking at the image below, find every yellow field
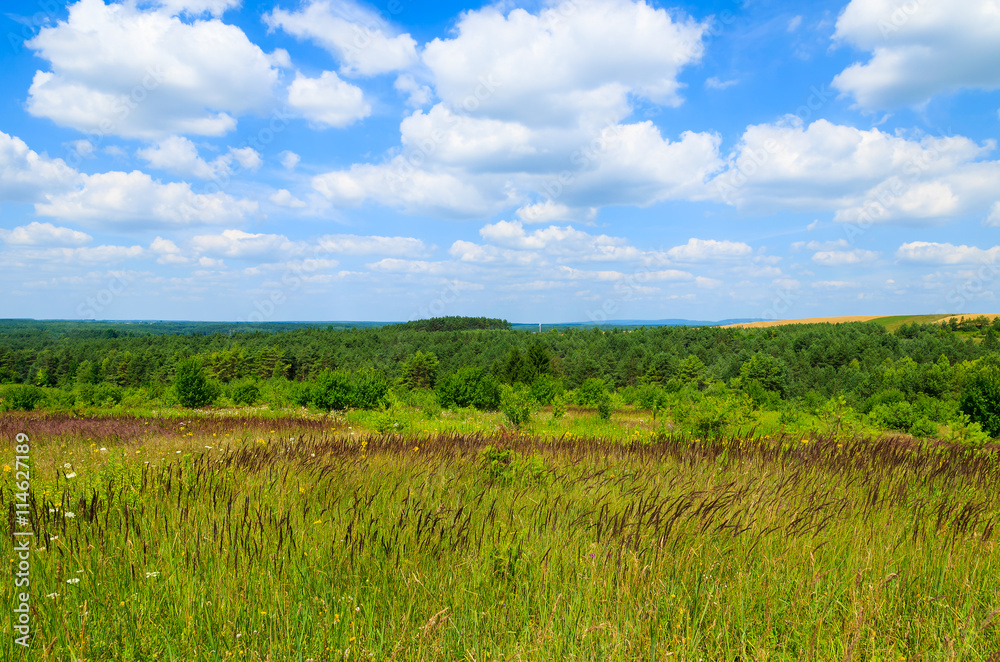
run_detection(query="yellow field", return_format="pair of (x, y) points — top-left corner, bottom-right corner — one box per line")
(724, 313), (1000, 330)
(722, 315), (887, 329)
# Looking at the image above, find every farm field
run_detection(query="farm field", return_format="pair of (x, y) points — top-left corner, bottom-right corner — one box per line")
(2, 411), (1000, 661)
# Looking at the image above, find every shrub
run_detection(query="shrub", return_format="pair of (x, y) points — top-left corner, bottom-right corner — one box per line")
(2, 384), (45, 411)
(312, 369), (353, 411)
(551, 393), (566, 419)
(352, 368), (390, 410)
(596, 392), (613, 420)
(230, 379), (260, 406)
(869, 400), (916, 432)
(527, 374), (559, 406)
(909, 417), (939, 439)
(739, 353), (789, 397)
(959, 359), (1000, 438)
(437, 367), (501, 411)
(173, 360), (220, 408)
(574, 378), (607, 407)
(501, 385), (532, 427)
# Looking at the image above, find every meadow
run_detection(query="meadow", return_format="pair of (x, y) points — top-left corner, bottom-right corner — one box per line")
(3, 408), (999, 661)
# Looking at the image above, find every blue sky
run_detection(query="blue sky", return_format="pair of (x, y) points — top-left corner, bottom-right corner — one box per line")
(1, 0), (999, 323)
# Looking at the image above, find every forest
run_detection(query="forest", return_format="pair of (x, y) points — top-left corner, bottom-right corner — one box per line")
(2, 315), (1000, 442)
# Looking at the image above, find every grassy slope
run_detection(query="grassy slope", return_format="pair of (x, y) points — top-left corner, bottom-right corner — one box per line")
(2, 415), (999, 661)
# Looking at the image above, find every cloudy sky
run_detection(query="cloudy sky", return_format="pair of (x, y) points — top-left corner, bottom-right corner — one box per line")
(1, 0), (999, 322)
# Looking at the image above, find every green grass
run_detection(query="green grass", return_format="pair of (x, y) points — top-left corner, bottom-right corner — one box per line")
(871, 315), (953, 332)
(3, 414), (1000, 661)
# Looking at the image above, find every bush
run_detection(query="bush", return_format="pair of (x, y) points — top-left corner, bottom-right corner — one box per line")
(437, 367), (501, 411)
(527, 374), (559, 406)
(173, 360), (220, 408)
(909, 417), (939, 439)
(2, 384), (45, 411)
(501, 385), (532, 427)
(230, 380), (260, 406)
(959, 360), (1000, 438)
(574, 378), (607, 407)
(312, 369), (353, 411)
(869, 400), (916, 432)
(596, 392), (613, 420)
(352, 368), (390, 410)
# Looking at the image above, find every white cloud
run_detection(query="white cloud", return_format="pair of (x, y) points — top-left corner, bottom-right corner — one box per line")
(667, 238), (752, 261)
(36, 170), (258, 228)
(0, 131), (79, 203)
(787, 15), (803, 32)
(26, 0), (284, 138)
(150, 236), (188, 264)
(705, 77), (738, 90)
(264, 0), (418, 76)
(12, 244), (145, 264)
(191, 229), (302, 259)
(516, 200), (591, 224)
(832, 0), (1000, 109)
(791, 239), (850, 251)
(287, 71), (371, 128)
(0, 222), (91, 246)
(154, 0), (240, 17)
(137, 136), (261, 179)
(270, 189), (307, 208)
(312, 156), (504, 218)
(812, 249), (879, 266)
(394, 74), (432, 108)
(367, 258), (454, 275)
(813, 280), (860, 289)
(422, 0), (707, 128)
(985, 201), (1000, 226)
(317, 234), (428, 257)
(279, 151), (300, 171)
(896, 241), (1000, 264)
(714, 117), (1000, 224)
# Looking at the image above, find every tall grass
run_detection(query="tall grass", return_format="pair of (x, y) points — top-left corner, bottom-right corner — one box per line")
(2, 420), (999, 660)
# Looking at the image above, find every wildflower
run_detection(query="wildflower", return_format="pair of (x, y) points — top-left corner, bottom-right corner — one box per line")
(66, 578), (80, 584)
(2, 465), (10, 472)
(63, 463), (72, 469)
(65, 512), (76, 519)
(99, 447), (108, 452)
(145, 571), (159, 578)
(65, 472), (77, 479)
(46, 593), (59, 599)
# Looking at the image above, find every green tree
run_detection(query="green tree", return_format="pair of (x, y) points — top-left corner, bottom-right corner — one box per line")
(173, 359), (219, 408)
(739, 353), (789, 397)
(958, 357), (1000, 438)
(402, 351), (439, 389)
(677, 354), (705, 384)
(312, 369), (354, 411)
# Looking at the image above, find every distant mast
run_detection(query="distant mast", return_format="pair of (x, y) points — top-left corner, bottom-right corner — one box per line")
(538, 323), (541, 333)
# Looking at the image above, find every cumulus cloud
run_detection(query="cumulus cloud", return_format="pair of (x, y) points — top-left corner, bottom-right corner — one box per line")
(832, 0), (1000, 109)
(812, 249), (880, 266)
(896, 241), (1000, 264)
(137, 136), (262, 179)
(36, 170), (258, 228)
(0, 222), (92, 246)
(0, 131), (79, 203)
(422, 0), (706, 127)
(269, 189), (307, 208)
(317, 234), (429, 257)
(264, 0), (418, 76)
(26, 0), (285, 138)
(713, 117), (1000, 224)
(312, 156), (506, 218)
(666, 238), (752, 262)
(190, 229), (301, 259)
(287, 71), (371, 128)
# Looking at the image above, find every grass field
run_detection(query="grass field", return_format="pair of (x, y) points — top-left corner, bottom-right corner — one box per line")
(3, 412), (1000, 661)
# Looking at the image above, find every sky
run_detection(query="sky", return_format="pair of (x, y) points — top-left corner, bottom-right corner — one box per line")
(1, 0), (999, 323)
